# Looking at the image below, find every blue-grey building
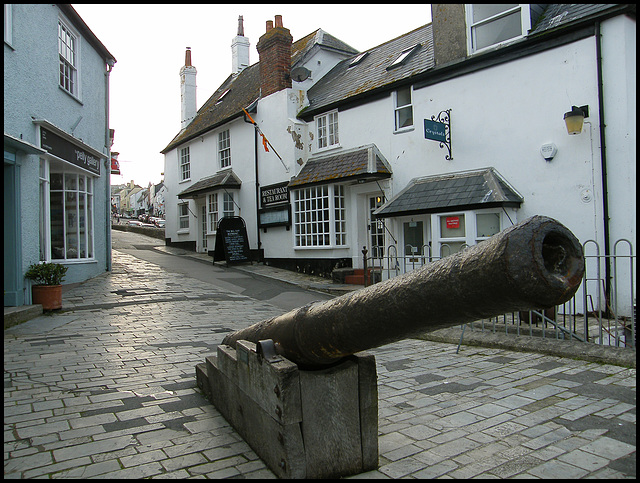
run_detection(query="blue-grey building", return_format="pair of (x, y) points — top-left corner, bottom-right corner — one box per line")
(4, 4), (116, 306)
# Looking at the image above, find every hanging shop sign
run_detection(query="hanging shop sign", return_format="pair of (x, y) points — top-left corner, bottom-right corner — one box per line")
(40, 127), (101, 175)
(423, 119), (447, 143)
(260, 182), (289, 207)
(424, 109), (452, 160)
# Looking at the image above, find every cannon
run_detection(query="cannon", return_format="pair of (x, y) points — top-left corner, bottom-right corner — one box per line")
(196, 215), (584, 478)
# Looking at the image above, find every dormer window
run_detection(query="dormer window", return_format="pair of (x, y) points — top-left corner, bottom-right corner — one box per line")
(466, 4), (531, 53)
(387, 44), (420, 70)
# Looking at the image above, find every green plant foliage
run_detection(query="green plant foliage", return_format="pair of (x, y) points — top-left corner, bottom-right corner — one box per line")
(24, 262), (68, 285)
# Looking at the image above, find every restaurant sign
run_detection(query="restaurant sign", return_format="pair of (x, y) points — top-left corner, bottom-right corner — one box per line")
(260, 182), (289, 207)
(40, 127), (101, 175)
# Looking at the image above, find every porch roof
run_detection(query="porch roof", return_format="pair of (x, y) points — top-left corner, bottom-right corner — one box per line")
(373, 167), (523, 218)
(177, 169), (242, 199)
(288, 144), (392, 188)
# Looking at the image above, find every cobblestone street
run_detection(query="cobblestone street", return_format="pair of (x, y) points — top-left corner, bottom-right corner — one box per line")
(4, 249), (636, 478)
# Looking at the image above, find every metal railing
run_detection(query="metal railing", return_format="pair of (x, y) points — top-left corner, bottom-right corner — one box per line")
(363, 239), (636, 349)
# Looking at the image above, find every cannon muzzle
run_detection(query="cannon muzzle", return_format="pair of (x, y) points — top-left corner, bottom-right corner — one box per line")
(222, 216), (584, 368)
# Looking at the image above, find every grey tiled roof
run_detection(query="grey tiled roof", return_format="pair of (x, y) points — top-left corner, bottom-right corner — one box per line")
(162, 29), (357, 155)
(373, 168), (523, 218)
(301, 24), (434, 119)
(177, 169), (242, 199)
(288, 144), (392, 188)
(529, 4), (629, 35)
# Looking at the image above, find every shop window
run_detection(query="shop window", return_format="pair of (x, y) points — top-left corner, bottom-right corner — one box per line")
(49, 170), (93, 260)
(294, 184), (347, 248)
(439, 214), (466, 257)
(476, 212), (501, 241)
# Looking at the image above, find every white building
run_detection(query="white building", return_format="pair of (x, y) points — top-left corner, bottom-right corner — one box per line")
(162, 6), (635, 314)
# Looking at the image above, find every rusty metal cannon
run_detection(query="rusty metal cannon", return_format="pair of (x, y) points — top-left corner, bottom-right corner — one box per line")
(197, 215), (584, 478)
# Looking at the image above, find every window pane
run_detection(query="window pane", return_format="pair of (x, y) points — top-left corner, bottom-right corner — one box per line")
(440, 214), (465, 238)
(396, 87), (411, 107)
(474, 11), (522, 50)
(476, 213), (500, 238)
(65, 191), (78, 258)
(50, 191), (64, 259)
(396, 106), (413, 129)
(472, 4), (517, 23)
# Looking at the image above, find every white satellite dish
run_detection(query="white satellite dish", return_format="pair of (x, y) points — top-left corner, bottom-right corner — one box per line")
(290, 66), (311, 82)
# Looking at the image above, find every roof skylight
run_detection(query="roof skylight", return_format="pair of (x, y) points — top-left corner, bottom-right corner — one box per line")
(349, 52), (369, 67)
(215, 89), (230, 104)
(387, 44), (421, 70)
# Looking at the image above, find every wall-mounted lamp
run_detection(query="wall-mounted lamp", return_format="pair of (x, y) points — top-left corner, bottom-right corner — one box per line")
(563, 105), (589, 135)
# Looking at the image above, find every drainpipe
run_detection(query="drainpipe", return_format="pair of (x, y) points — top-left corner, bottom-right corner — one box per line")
(105, 59), (115, 272)
(244, 108), (262, 260)
(595, 21), (611, 310)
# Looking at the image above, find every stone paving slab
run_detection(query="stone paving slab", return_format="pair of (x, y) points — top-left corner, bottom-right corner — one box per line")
(4, 250), (636, 479)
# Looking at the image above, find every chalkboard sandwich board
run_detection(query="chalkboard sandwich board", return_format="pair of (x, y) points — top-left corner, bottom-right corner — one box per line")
(214, 216), (251, 265)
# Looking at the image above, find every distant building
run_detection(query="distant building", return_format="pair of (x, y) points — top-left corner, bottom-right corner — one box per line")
(4, 4), (116, 306)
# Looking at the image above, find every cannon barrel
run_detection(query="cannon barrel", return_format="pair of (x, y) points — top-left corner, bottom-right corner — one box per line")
(222, 216), (584, 368)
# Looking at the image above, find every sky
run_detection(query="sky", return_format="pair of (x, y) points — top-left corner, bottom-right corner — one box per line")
(71, 4), (432, 188)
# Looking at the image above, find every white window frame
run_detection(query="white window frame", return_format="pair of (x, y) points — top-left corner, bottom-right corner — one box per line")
(293, 184), (348, 249)
(394, 86), (414, 132)
(178, 202), (190, 231)
(466, 4), (531, 54)
(219, 129), (231, 169)
(432, 209), (504, 258)
(207, 193), (219, 233)
(47, 167), (95, 261)
(179, 146), (190, 182)
(315, 111), (339, 150)
(222, 192), (236, 218)
(58, 16), (80, 98)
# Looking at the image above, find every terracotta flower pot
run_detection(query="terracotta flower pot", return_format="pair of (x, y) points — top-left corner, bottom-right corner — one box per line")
(32, 284), (63, 310)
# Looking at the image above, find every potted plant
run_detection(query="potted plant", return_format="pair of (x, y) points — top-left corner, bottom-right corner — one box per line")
(25, 262), (68, 310)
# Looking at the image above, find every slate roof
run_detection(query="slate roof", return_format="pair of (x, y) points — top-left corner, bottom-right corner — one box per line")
(177, 169), (242, 199)
(300, 4), (633, 121)
(373, 168), (523, 218)
(529, 4), (632, 35)
(161, 29), (357, 155)
(288, 144), (392, 188)
(300, 24), (434, 120)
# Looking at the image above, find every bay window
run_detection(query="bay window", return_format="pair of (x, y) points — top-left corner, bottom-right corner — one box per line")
(294, 184), (347, 248)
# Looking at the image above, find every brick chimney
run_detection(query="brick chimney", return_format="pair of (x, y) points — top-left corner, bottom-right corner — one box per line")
(431, 4), (468, 66)
(231, 15), (250, 75)
(256, 15), (293, 98)
(180, 47), (197, 130)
